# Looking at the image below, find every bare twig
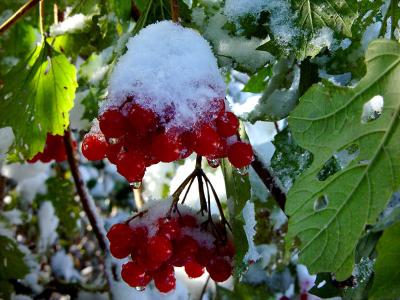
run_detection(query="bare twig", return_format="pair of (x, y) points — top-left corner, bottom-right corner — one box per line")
(198, 275), (211, 300)
(251, 155), (287, 211)
(63, 129), (107, 251)
(0, 0), (41, 34)
(170, 0), (179, 22)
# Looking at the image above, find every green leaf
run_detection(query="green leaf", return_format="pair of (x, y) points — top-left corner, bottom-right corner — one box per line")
(221, 159), (251, 276)
(0, 280), (13, 300)
(242, 65), (272, 93)
(286, 39), (400, 280)
(369, 223), (400, 299)
(293, 0), (358, 58)
(35, 177), (80, 236)
(216, 282), (273, 300)
(0, 42), (77, 159)
(0, 235), (29, 281)
(270, 127), (313, 191)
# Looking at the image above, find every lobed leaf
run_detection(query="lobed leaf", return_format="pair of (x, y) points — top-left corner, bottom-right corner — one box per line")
(286, 39), (400, 279)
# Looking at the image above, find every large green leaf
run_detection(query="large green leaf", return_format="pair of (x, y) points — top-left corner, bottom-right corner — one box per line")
(258, 0), (358, 59)
(370, 223), (400, 299)
(0, 42), (77, 159)
(286, 39), (400, 280)
(294, 0), (357, 57)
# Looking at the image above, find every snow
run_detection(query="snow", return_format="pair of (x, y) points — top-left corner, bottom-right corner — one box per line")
(223, 0), (269, 18)
(69, 90), (91, 131)
(0, 127), (14, 154)
(242, 200), (261, 262)
(310, 27), (334, 51)
(51, 250), (81, 281)
(224, 0), (299, 51)
(107, 21), (225, 131)
(38, 201), (59, 252)
(143, 162), (175, 199)
(1, 209), (23, 225)
(50, 14), (90, 36)
(361, 95), (384, 123)
(128, 198), (217, 248)
(361, 22), (382, 49)
(203, 13), (271, 71)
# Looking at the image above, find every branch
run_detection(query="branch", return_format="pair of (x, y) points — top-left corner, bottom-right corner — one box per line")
(63, 129), (107, 251)
(170, 0), (179, 22)
(0, 0), (41, 35)
(251, 155), (286, 211)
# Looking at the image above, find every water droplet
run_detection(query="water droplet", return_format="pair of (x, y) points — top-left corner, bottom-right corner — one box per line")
(314, 195), (329, 211)
(130, 181), (142, 189)
(135, 286), (145, 291)
(236, 166), (249, 175)
(207, 158), (220, 168)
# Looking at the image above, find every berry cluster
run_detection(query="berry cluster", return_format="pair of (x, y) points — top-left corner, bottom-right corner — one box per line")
(82, 97), (254, 184)
(107, 202), (234, 293)
(28, 133), (73, 163)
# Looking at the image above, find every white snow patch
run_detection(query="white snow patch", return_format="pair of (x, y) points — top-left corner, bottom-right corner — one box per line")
(107, 21), (225, 131)
(50, 14), (90, 36)
(204, 13), (271, 71)
(361, 95), (384, 123)
(51, 250), (81, 281)
(310, 27), (334, 50)
(362, 22), (382, 50)
(70, 90), (91, 131)
(38, 201), (59, 252)
(242, 201), (261, 262)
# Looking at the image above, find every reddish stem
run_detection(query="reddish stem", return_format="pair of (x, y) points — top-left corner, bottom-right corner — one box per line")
(0, 0), (41, 34)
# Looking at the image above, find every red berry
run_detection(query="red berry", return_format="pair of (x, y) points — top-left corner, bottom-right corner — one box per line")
(216, 112), (239, 137)
(179, 215), (198, 228)
(128, 104), (158, 135)
(217, 240), (235, 258)
(193, 125), (223, 157)
(153, 265), (176, 293)
(110, 243), (131, 259)
(158, 218), (180, 240)
(105, 138), (124, 164)
(196, 247), (215, 266)
(99, 108), (128, 138)
(147, 236), (173, 264)
(206, 257), (232, 282)
(106, 223), (133, 244)
(151, 131), (184, 163)
(227, 142), (254, 168)
(171, 236), (199, 267)
(81, 134), (108, 161)
(184, 260), (205, 278)
(116, 150), (146, 182)
(45, 134), (67, 162)
(121, 261), (151, 287)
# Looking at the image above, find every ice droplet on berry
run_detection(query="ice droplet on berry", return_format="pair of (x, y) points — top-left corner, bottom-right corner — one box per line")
(208, 158), (220, 168)
(236, 166), (249, 176)
(130, 181), (142, 189)
(109, 138), (120, 145)
(135, 286), (145, 291)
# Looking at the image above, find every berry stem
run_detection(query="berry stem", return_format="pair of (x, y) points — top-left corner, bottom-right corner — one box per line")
(0, 0), (41, 34)
(170, 0), (179, 23)
(199, 275), (211, 300)
(63, 129), (108, 251)
(38, 0), (44, 38)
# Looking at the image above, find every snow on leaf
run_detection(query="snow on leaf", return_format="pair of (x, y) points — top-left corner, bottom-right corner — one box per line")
(370, 223), (400, 299)
(286, 39), (400, 280)
(0, 42), (77, 159)
(293, 0), (358, 58)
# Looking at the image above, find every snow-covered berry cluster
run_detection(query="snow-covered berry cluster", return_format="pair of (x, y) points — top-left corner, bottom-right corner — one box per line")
(28, 133), (73, 163)
(81, 21), (254, 184)
(107, 200), (234, 293)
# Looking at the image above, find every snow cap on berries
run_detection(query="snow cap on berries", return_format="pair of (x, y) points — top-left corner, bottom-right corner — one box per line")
(107, 21), (226, 130)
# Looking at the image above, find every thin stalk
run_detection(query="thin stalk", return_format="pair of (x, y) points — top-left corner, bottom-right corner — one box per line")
(170, 0), (179, 22)
(0, 0), (41, 34)
(39, 0), (44, 38)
